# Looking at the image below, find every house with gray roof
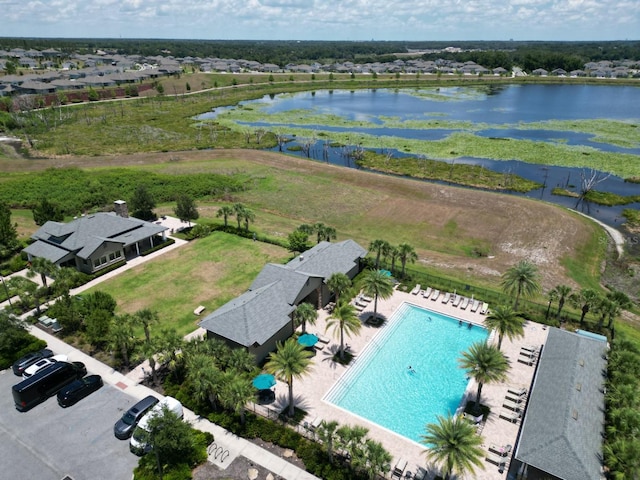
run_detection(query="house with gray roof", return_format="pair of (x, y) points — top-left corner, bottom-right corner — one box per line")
(24, 201), (168, 275)
(511, 328), (607, 480)
(200, 239), (367, 362)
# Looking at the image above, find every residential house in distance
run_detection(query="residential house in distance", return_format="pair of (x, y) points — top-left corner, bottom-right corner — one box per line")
(24, 200), (168, 275)
(199, 239), (367, 362)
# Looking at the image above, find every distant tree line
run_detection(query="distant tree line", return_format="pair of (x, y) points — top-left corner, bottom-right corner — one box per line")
(1, 38), (638, 67)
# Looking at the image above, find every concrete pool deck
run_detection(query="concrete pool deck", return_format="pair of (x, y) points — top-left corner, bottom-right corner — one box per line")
(265, 287), (549, 480)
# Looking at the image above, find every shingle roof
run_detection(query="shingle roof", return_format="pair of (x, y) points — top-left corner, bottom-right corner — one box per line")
(515, 328), (607, 480)
(250, 264), (321, 305)
(287, 239), (367, 279)
(199, 282), (296, 347)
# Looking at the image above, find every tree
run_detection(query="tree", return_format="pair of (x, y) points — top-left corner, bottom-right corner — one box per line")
(360, 269), (394, 322)
(421, 414), (485, 480)
(554, 284), (572, 322)
(316, 420), (339, 463)
(174, 194), (199, 226)
(545, 288), (558, 320)
(233, 203), (246, 230)
(458, 342), (509, 412)
(155, 328), (184, 372)
(187, 353), (223, 409)
(265, 338), (313, 417)
(397, 243), (418, 278)
(326, 272), (352, 306)
(219, 374), (255, 425)
(84, 308), (112, 347)
(0, 202), (18, 254)
(135, 338), (161, 386)
(368, 239), (389, 269)
(387, 245), (399, 274)
(293, 302), (317, 333)
(134, 308), (159, 344)
(130, 185), (156, 221)
(336, 424), (369, 463)
(4, 60), (17, 75)
(107, 314), (136, 369)
(216, 205), (234, 227)
(242, 207), (255, 231)
(29, 256), (57, 288)
(360, 439), (392, 480)
(326, 302), (361, 360)
(484, 305), (525, 350)
(32, 198), (64, 226)
(501, 260), (541, 310)
(288, 230), (310, 255)
(570, 288), (600, 326)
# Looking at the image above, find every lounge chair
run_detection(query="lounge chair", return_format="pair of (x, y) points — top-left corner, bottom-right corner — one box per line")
(355, 300), (368, 308)
(470, 299), (480, 312)
(314, 343), (325, 351)
(452, 295), (462, 307)
(507, 387), (527, 397)
(422, 287), (432, 298)
(489, 444), (512, 457)
(479, 302), (489, 314)
(431, 289), (440, 301)
(521, 345), (539, 354)
(485, 452), (507, 467)
(360, 294), (373, 302)
(391, 458), (408, 479)
(519, 348), (538, 359)
(460, 297), (470, 309)
(502, 400), (522, 412)
(411, 284), (421, 295)
(505, 393), (525, 404)
(441, 292), (451, 303)
(316, 333), (330, 344)
(499, 409), (521, 423)
(518, 356), (537, 366)
(354, 304), (365, 312)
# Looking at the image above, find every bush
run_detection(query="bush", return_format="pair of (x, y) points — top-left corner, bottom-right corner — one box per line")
(0, 333), (46, 370)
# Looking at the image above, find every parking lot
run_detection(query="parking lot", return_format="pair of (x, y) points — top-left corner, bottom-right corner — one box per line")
(0, 368), (140, 480)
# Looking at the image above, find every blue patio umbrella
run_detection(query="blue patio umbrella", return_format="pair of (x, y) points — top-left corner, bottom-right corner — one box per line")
(252, 373), (276, 390)
(297, 333), (319, 348)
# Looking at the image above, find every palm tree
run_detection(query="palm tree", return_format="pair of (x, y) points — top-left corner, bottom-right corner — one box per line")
(554, 284), (572, 322)
(226, 347), (256, 374)
(326, 272), (352, 306)
(322, 226), (337, 242)
(387, 245), (400, 275)
(458, 342), (509, 411)
(187, 352), (224, 409)
(570, 288), (600, 326)
(368, 239), (389, 270)
(316, 420), (340, 463)
(397, 243), (418, 278)
(501, 260), (541, 310)
(219, 373), (255, 425)
(265, 338), (313, 417)
(545, 287), (558, 320)
(360, 269), (394, 323)
(336, 424), (369, 462)
(242, 207), (255, 231)
(216, 205), (235, 227)
(326, 302), (361, 360)
(293, 302), (317, 333)
(360, 439), (392, 480)
(155, 327), (184, 372)
(233, 202), (246, 230)
(135, 339), (161, 385)
(421, 414), (485, 480)
(484, 305), (525, 350)
(133, 308), (159, 343)
(106, 314), (136, 369)
(26, 256), (57, 288)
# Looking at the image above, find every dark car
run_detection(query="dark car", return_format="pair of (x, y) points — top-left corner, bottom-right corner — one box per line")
(12, 348), (54, 376)
(57, 375), (103, 407)
(113, 395), (159, 440)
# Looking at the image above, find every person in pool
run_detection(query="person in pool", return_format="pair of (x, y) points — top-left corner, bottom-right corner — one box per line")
(408, 366), (416, 373)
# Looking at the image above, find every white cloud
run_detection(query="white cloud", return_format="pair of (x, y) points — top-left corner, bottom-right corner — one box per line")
(1, 0), (638, 40)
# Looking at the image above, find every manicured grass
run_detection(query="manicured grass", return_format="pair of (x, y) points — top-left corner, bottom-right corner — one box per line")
(83, 232), (291, 337)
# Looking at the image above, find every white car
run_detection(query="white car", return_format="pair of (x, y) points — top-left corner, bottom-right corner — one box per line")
(22, 354), (68, 379)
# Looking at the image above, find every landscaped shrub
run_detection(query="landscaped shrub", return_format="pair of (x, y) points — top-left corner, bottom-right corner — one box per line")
(141, 238), (176, 256)
(0, 334), (46, 370)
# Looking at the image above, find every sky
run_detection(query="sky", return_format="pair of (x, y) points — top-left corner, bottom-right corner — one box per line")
(1, 0), (639, 42)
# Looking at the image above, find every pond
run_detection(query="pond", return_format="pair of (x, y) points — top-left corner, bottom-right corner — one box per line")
(197, 85), (640, 228)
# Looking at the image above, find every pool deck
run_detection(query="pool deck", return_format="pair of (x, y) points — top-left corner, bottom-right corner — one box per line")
(267, 287), (549, 480)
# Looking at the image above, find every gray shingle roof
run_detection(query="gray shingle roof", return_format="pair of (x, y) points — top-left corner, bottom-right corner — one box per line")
(250, 264), (321, 305)
(515, 328), (607, 480)
(199, 282), (296, 347)
(287, 239), (367, 279)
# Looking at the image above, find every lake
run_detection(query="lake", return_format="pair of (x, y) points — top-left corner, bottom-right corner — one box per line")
(197, 84), (640, 228)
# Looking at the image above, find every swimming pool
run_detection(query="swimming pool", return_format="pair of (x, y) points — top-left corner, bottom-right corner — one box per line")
(324, 303), (488, 443)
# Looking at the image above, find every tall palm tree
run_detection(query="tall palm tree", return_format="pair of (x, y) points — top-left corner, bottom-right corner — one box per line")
(421, 414), (485, 480)
(554, 284), (572, 322)
(216, 205), (235, 227)
(26, 256), (57, 288)
(313, 222), (327, 244)
(368, 239), (389, 270)
(187, 352), (224, 410)
(326, 302), (361, 360)
(326, 272), (352, 306)
(360, 439), (392, 480)
(135, 339), (161, 386)
(322, 226), (337, 242)
(226, 347), (257, 374)
(360, 269), (394, 323)
(233, 202), (246, 230)
(484, 305), (525, 350)
(458, 342), (509, 411)
(336, 424), (369, 461)
(293, 302), (317, 333)
(106, 314), (136, 369)
(219, 373), (255, 425)
(133, 308), (159, 343)
(387, 245), (400, 275)
(242, 207), (255, 231)
(265, 338), (313, 417)
(316, 420), (340, 463)
(501, 260), (541, 310)
(397, 243), (418, 278)
(570, 288), (600, 326)
(546, 287), (558, 320)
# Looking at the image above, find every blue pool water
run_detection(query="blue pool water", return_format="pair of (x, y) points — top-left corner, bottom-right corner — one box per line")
(325, 303), (488, 443)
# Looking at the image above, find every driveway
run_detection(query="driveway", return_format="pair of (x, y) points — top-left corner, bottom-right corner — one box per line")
(0, 369), (140, 480)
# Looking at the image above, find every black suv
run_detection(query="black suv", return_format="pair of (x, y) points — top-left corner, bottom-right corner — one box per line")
(12, 348), (54, 376)
(113, 395), (159, 440)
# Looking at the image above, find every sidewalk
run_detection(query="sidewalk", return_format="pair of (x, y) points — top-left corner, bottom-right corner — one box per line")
(27, 325), (319, 479)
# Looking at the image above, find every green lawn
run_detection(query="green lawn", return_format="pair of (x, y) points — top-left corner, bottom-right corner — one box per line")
(83, 232), (291, 337)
